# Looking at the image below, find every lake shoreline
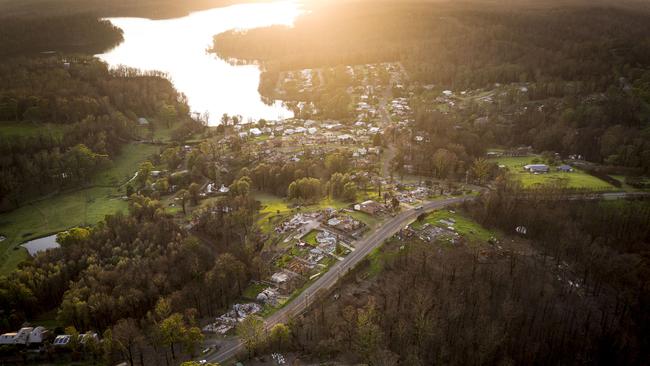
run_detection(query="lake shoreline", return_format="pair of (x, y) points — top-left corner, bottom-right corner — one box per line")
(97, 1), (300, 125)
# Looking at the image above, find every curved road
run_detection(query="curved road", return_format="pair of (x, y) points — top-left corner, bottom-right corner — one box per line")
(204, 196), (473, 364)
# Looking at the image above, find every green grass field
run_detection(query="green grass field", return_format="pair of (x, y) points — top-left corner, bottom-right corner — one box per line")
(489, 156), (615, 190)
(412, 209), (496, 245)
(255, 192), (359, 237)
(0, 142), (159, 274)
(303, 230), (319, 246)
(241, 282), (267, 300)
(348, 210), (381, 228)
(0, 121), (64, 138)
(93, 143), (160, 186)
(255, 192), (352, 216)
(0, 187), (128, 273)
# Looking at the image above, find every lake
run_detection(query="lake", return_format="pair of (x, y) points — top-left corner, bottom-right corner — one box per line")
(97, 1), (302, 125)
(21, 235), (60, 257)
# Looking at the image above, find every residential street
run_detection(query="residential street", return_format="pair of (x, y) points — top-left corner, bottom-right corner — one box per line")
(204, 196), (473, 363)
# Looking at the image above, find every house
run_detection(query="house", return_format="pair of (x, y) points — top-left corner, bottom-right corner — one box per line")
(249, 128), (262, 136)
(523, 164), (549, 173)
(28, 327), (48, 344)
(557, 165), (573, 172)
(53, 335), (71, 347)
(137, 117), (149, 126)
(52, 331), (98, 347)
(219, 184), (230, 194)
(271, 272), (289, 285)
(337, 134), (355, 143)
(256, 288), (279, 305)
(354, 200), (384, 215)
(0, 327), (33, 345)
(271, 271), (292, 292)
(327, 218), (342, 226)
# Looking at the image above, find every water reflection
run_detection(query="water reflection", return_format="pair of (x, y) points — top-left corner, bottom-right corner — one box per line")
(97, 1), (301, 125)
(21, 235), (60, 257)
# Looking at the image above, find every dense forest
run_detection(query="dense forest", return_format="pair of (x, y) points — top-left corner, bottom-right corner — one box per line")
(248, 150), (370, 200)
(214, 2), (650, 86)
(0, 57), (190, 210)
(0, 0), (250, 19)
(395, 82), (650, 178)
(0, 16), (123, 57)
(0, 186), (261, 363)
(213, 2), (650, 172)
(287, 186), (650, 365)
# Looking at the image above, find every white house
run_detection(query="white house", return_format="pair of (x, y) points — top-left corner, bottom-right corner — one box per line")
(523, 164), (549, 173)
(0, 327), (33, 345)
(271, 272), (289, 285)
(28, 327), (48, 344)
(53, 335), (71, 347)
(327, 218), (342, 226)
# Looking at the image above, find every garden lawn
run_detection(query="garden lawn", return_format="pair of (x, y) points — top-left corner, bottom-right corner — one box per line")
(0, 187), (128, 274)
(241, 282), (267, 300)
(489, 156), (615, 190)
(412, 209), (496, 245)
(0, 141), (160, 273)
(349, 211), (382, 228)
(93, 143), (160, 186)
(303, 230), (319, 246)
(256, 192), (293, 215)
(255, 192), (353, 232)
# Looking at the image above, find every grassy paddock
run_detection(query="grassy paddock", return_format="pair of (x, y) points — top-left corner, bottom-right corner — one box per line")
(0, 142), (158, 274)
(489, 156), (615, 190)
(0, 187), (128, 274)
(348, 211), (381, 228)
(303, 230), (319, 246)
(412, 209), (496, 245)
(94, 143), (160, 186)
(255, 192), (351, 217)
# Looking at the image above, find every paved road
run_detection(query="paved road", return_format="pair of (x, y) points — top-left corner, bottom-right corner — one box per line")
(204, 196), (473, 364)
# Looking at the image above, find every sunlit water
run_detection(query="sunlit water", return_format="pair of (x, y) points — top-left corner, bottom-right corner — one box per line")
(21, 235), (60, 257)
(97, 1), (301, 125)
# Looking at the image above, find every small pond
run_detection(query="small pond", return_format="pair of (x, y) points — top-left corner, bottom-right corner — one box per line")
(21, 235), (60, 256)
